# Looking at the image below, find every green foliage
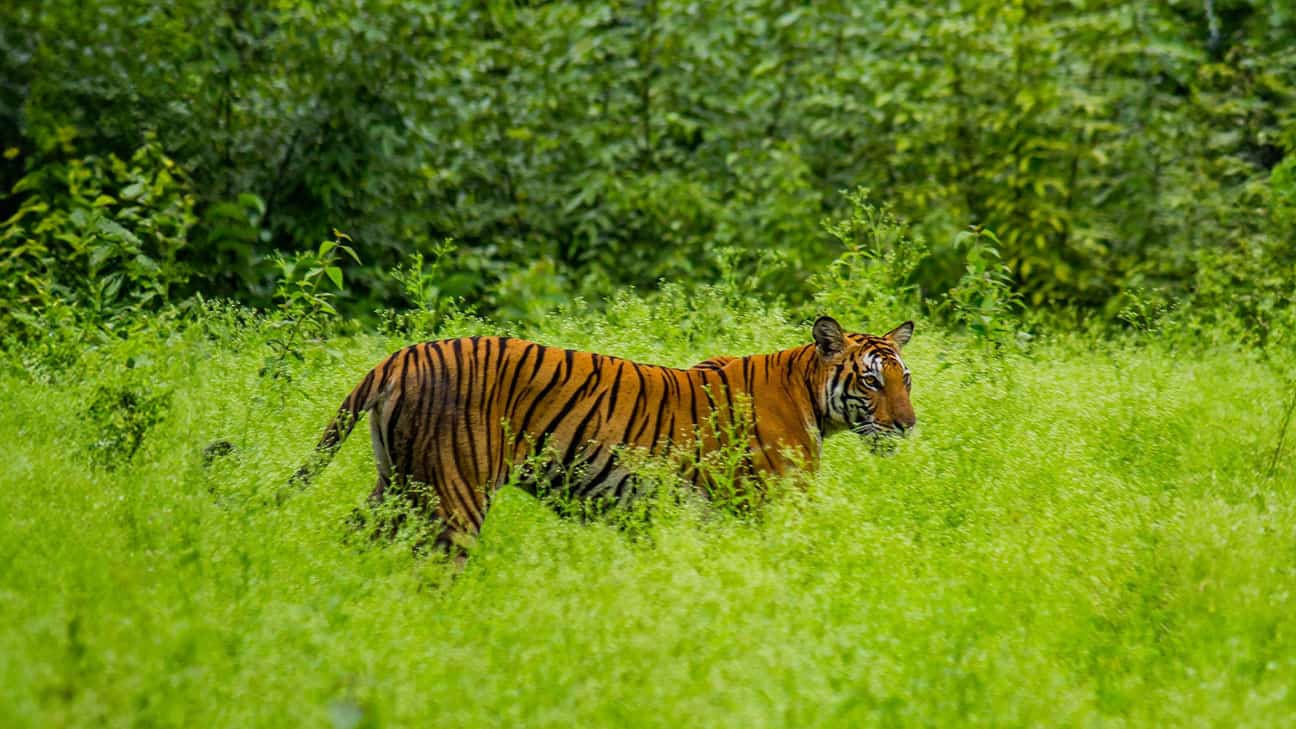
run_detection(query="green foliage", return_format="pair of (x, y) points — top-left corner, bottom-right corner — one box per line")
(388, 240), (462, 318)
(688, 393), (775, 514)
(84, 380), (172, 471)
(270, 232), (357, 324)
(2, 3), (1294, 719)
(260, 231), (360, 389)
(345, 479), (447, 558)
(383, 243), (459, 338)
(1274, 154), (1296, 230)
(490, 259), (573, 327)
(812, 189), (928, 328)
(1116, 286), (1176, 336)
(2, 1), (1292, 327)
(1176, 239), (1296, 349)
(0, 137), (194, 336)
(942, 228), (1023, 352)
(3, 301), (1296, 727)
(809, 191), (1024, 359)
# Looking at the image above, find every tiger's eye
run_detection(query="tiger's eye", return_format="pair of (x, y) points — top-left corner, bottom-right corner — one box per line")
(862, 374), (881, 389)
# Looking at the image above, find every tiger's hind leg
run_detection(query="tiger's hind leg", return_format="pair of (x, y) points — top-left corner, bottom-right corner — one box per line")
(425, 469), (511, 568)
(362, 405), (482, 567)
(432, 523), (474, 569)
(345, 412), (403, 541)
(367, 411), (394, 504)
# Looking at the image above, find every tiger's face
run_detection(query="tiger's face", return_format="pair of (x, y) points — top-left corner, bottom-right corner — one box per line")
(813, 316), (916, 437)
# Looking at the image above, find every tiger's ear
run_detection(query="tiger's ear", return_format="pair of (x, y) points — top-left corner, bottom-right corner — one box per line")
(813, 316), (846, 358)
(884, 321), (914, 350)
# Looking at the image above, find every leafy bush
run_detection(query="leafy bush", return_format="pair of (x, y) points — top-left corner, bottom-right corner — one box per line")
(811, 189), (928, 329)
(260, 231), (360, 391)
(941, 228), (1023, 353)
(7, 1), (1289, 324)
(0, 137), (194, 337)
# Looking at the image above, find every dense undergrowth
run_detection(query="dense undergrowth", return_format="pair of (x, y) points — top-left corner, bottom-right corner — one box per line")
(2, 274), (1295, 727)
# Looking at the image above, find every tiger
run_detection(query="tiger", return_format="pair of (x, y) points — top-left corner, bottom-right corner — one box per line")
(290, 316), (915, 557)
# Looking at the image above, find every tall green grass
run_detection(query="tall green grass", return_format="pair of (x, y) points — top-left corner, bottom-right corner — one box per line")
(2, 299), (1294, 727)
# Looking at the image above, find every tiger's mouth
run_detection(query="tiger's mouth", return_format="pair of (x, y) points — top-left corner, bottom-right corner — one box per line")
(849, 421), (882, 436)
(850, 421), (907, 438)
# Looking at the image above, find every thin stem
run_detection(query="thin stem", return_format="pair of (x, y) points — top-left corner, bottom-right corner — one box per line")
(1267, 383), (1296, 479)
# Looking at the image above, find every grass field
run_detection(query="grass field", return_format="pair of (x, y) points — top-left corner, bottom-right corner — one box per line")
(2, 302), (1294, 727)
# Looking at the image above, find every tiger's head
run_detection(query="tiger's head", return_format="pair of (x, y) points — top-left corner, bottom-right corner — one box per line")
(812, 316), (916, 437)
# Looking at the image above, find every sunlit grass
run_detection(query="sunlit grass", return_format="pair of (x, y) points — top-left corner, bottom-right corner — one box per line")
(2, 303), (1294, 727)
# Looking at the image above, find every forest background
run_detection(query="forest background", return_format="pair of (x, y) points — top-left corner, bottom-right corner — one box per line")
(2, 0), (1294, 335)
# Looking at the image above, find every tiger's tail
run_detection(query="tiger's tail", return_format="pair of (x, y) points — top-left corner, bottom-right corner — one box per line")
(288, 368), (387, 491)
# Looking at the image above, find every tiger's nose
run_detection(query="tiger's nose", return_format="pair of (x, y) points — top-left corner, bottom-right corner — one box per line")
(895, 415), (916, 434)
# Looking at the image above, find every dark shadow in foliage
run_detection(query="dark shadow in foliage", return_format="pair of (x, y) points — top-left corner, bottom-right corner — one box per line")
(342, 479), (452, 560)
(84, 383), (172, 470)
(195, 438), (254, 511)
(522, 446), (681, 548)
(201, 439), (236, 466)
(516, 401), (785, 548)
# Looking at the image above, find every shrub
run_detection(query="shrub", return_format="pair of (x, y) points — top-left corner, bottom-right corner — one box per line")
(811, 188), (928, 329)
(260, 231), (360, 392)
(941, 227), (1023, 353)
(0, 136), (194, 337)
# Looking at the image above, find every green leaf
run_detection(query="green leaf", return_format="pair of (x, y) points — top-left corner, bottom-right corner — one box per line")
(90, 245), (115, 268)
(95, 218), (141, 247)
(338, 245), (361, 264)
(325, 266), (343, 289)
(237, 192), (267, 215)
(120, 181), (146, 201)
